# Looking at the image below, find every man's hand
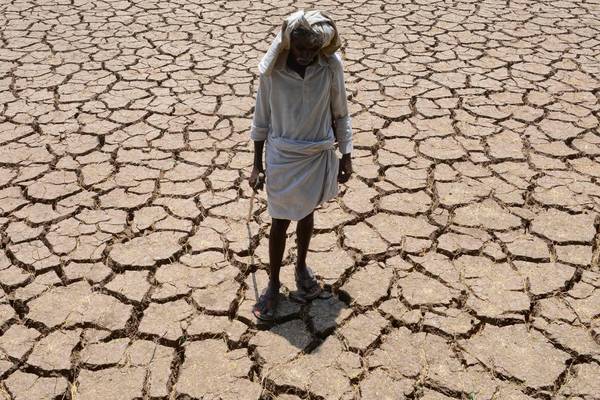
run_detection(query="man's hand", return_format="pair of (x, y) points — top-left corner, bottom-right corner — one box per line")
(338, 154), (352, 183)
(249, 166), (265, 192)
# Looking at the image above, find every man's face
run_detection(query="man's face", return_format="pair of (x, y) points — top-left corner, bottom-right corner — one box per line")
(290, 33), (321, 66)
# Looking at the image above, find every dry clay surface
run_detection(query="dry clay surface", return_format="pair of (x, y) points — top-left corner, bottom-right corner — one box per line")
(1, 0), (600, 399)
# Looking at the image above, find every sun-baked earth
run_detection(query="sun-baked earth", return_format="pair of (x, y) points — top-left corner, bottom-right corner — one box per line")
(0, 0), (599, 399)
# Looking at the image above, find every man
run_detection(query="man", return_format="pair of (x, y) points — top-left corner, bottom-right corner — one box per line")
(249, 10), (353, 321)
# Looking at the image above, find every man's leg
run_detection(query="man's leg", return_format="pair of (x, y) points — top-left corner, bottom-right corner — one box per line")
(295, 212), (314, 278)
(268, 218), (291, 292)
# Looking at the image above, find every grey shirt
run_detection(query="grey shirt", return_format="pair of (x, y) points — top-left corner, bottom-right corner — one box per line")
(250, 52), (353, 155)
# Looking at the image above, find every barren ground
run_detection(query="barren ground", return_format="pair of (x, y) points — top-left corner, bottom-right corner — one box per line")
(0, 0), (599, 399)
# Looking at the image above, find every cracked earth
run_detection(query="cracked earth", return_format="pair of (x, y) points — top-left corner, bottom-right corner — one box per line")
(0, 0), (599, 399)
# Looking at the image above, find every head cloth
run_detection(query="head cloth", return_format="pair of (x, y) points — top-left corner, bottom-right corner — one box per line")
(258, 10), (341, 76)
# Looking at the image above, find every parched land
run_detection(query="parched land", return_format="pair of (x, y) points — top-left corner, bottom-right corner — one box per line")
(0, 0), (599, 399)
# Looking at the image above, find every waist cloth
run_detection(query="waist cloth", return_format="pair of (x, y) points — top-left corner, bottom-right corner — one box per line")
(265, 135), (339, 221)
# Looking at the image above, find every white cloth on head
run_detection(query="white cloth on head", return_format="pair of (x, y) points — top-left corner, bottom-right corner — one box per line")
(251, 11), (352, 221)
(258, 10), (341, 76)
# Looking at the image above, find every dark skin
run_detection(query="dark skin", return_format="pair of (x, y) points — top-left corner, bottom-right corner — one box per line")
(249, 33), (353, 312)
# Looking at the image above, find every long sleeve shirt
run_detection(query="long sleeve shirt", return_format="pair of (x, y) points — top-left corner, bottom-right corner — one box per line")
(250, 52), (353, 155)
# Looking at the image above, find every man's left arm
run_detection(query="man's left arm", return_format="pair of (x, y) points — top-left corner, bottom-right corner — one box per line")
(330, 53), (353, 183)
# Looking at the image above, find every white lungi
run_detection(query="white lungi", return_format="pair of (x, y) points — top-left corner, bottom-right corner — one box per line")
(266, 135), (339, 220)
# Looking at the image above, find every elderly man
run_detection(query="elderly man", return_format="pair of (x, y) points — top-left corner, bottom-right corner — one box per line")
(249, 10), (353, 321)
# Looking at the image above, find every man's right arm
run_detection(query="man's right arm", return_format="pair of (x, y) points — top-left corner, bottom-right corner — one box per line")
(330, 53), (353, 183)
(253, 140), (265, 172)
(249, 75), (270, 190)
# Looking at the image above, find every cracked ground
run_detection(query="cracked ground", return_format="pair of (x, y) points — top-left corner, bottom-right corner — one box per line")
(0, 0), (599, 399)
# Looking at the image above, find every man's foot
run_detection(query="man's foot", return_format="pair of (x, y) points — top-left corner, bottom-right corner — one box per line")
(252, 285), (279, 321)
(293, 265), (324, 301)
